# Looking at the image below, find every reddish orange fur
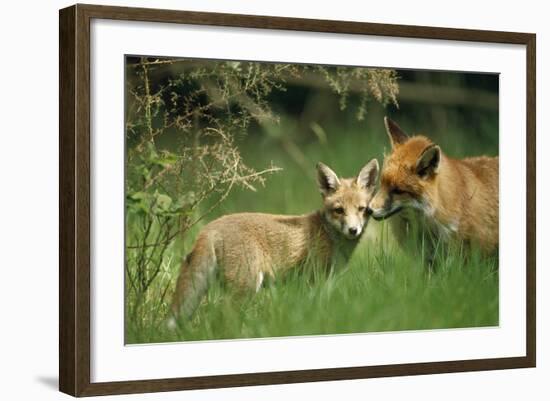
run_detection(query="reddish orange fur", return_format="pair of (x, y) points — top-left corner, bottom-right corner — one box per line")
(369, 118), (499, 253)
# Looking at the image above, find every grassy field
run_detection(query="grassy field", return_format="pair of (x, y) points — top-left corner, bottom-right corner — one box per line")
(125, 108), (499, 344)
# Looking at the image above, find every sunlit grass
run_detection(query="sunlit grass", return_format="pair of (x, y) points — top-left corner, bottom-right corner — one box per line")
(126, 230), (498, 344)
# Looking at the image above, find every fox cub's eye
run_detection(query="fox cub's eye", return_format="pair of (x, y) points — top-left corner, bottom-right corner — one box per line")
(333, 207), (345, 214)
(358, 206), (366, 212)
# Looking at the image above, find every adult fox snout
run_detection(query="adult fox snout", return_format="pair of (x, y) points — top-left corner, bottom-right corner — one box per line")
(368, 192), (402, 221)
(369, 206), (403, 221)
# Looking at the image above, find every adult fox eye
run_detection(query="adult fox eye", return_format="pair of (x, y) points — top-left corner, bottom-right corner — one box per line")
(392, 187), (405, 195)
(333, 207), (344, 214)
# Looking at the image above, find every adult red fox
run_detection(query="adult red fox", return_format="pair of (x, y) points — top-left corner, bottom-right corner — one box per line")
(368, 117), (499, 256)
(168, 160), (379, 325)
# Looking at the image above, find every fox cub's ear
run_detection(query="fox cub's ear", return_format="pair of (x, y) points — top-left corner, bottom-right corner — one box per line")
(356, 158), (379, 189)
(416, 144), (441, 177)
(317, 162), (341, 195)
(384, 116), (409, 147)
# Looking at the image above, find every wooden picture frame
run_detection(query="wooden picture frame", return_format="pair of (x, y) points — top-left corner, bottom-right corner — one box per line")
(59, 3), (536, 397)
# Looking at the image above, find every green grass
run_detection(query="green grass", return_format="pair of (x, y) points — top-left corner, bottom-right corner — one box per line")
(127, 239), (498, 344)
(125, 108), (500, 344)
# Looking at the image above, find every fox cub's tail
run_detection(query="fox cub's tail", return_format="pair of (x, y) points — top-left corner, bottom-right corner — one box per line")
(167, 235), (217, 329)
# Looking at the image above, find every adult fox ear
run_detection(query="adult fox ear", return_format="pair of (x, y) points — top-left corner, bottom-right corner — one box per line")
(416, 144), (441, 177)
(384, 116), (408, 147)
(317, 162), (341, 196)
(356, 158), (379, 190)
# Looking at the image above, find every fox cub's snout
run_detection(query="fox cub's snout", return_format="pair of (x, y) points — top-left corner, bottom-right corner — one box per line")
(317, 160), (379, 240)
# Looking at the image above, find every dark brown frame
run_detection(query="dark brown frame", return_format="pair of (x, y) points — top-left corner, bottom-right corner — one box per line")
(59, 3), (536, 397)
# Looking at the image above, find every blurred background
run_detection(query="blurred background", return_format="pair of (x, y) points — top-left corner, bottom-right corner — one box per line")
(209, 67), (498, 217)
(125, 56), (498, 219)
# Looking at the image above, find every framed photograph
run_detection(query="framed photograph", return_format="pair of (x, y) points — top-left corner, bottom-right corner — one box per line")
(59, 4), (536, 397)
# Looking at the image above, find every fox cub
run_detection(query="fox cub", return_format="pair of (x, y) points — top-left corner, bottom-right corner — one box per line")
(368, 117), (499, 254)
(168, 160), (379, 324)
